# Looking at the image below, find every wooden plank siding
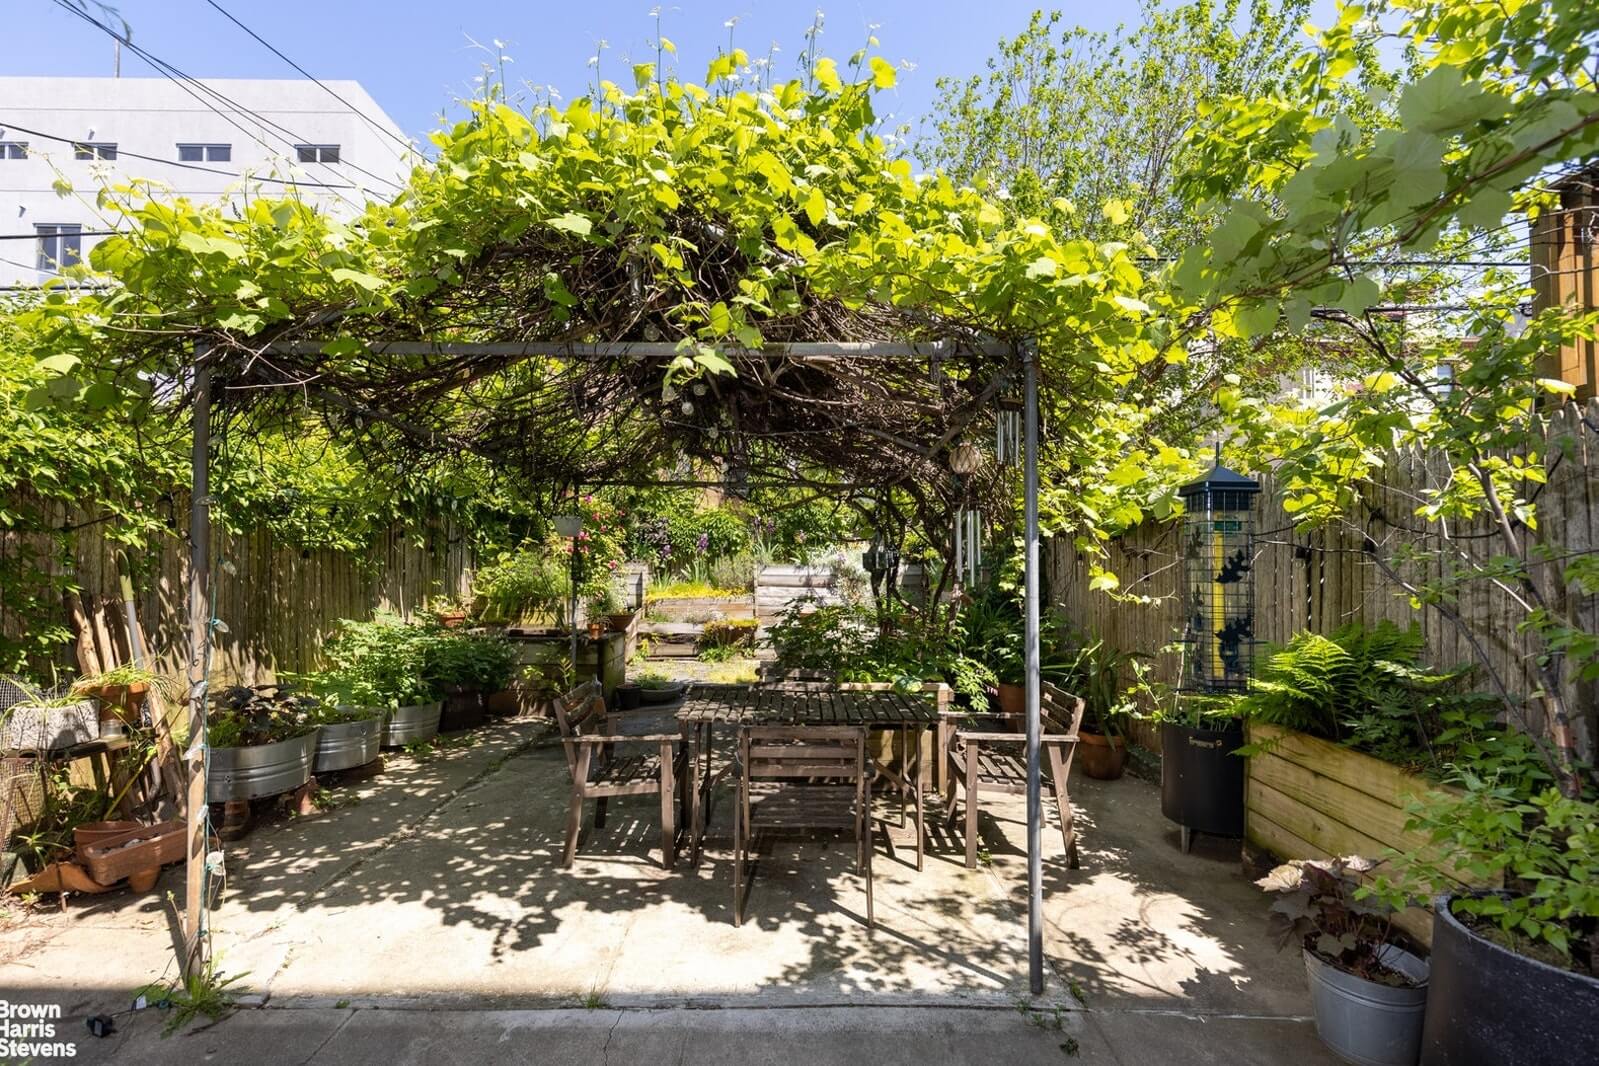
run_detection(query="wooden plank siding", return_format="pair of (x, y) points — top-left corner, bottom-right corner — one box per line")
(0, 494), (474, 684)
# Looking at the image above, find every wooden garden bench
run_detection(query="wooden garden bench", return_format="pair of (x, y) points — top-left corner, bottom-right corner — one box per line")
(940, 681), (1086, 870)
(552, 680), (686, 870)
(733, 724), (872, 927)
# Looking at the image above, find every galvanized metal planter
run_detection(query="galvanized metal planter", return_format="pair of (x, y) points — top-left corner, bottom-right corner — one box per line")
(208, 730), (319, 803)
(382, 702), (442, 747)
(313, 716), (383, 773)
(1304, 945), (1428, 1066)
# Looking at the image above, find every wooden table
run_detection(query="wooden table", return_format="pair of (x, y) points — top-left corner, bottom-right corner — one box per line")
(675, 683), (941, 868)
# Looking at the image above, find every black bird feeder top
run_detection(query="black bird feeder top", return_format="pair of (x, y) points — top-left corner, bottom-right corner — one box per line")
(1178, 459), (1260, 514)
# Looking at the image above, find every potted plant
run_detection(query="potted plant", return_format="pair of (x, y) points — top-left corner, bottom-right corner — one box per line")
(1051, 636), (1144, 781)
(420, 627), (517, 732)
(1257, 856), (1429, 1066)
(471, 546), (572, 627)
(1150, 692), (1246, 852)
(1370, 781), (1598, 1064)
(2, 692), (99, 752)
(320, 616), (443, 747)
(427, 596), (470, 629)
(205, 685), (322, 804)
(71, 664), (176, 730)
(636, 669), (686, 705)
(300, 698), (385, 774)
(583, 589), (613, 642)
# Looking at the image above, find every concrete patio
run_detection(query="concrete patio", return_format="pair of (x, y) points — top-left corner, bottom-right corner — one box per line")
(0, 713), (1337, 1063)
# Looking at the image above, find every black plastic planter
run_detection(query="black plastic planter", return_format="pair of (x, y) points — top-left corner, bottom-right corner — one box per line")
(1421, 895), (1599, 1065)
(1159, 719), (1245, 852)
(439, 686), (486, 732)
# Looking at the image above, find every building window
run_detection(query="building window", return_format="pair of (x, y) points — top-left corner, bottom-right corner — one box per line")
(73, 142), (117, 161)
(0, 141), (26, 159)
(295, 144), (340, 163)
(177, 143), (231, 163)
(36, 224), (83, 272)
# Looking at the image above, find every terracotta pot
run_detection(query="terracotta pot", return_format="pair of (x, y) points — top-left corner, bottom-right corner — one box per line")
(85, 682), (148, 726)
(1077, 732), (1128, 780)
(484, 686), (524, 717)
(127, 867), (160, 894)
(587, 622), (606, 640)
(73, 820), (141, 860)
(438, 612), (467, 629)
(607, 611), (636, 633)
(995, 682), (1025, 715)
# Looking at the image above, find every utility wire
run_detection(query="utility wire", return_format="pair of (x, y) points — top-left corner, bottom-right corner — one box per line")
(0, 120), (357, 188)
(48, 0), (365, 211)
(50, 0), (402, 202)
(202, 0), (416, 154)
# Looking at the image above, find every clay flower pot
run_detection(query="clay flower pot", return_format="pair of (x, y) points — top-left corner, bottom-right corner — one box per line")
(1077, 732), (1128, 780)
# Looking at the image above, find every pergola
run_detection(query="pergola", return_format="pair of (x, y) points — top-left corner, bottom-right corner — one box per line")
(176, 330), (1057, 993)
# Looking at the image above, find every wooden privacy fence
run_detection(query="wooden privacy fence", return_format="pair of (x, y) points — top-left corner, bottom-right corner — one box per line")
(1049, 402), (1599, 760)
(0, 496), (474, 684)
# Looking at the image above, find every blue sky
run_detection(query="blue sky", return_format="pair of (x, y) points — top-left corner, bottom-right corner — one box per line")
(9, 1), (1309, 145)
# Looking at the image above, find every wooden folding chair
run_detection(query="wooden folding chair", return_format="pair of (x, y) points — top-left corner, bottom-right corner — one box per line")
(552, 680), (685, 870)
(941, 681), (1086, 870)
(733, 724), (872, 928)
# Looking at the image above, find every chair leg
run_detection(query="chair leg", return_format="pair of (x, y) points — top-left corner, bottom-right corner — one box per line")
(864, 819), (875, 928)
(562, 789), (584, 868)
(659, 741), (676, 872)
(914, 754), (926, 873)
(943, 761), (960, 827)
(1047, 744), (1078, 869)
(594, 795), (608, 829)
(732, 786), (744, 928)
(964, 744), (980, 870)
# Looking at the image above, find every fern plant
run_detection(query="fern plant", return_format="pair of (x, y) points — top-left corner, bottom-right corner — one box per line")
(1236, 621), (1442, 743)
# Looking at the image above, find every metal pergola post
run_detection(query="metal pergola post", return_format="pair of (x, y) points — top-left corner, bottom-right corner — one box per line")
(1022, 339), (1044, 995)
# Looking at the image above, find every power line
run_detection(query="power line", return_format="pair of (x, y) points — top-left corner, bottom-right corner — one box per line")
(0, 120), (357, 188)
(49, 0), (402, 202)
(47, 0), (365, 212)
(202, 0), (415, 154)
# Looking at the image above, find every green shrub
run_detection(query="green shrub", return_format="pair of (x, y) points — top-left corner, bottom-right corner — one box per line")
(419, 629), (519, 692)
(473, 546), (570, 623)
(709, 551), (758, 592)
(701, 618), (758, 649)
(311, 615), (439, 707)
(1367, 780), (1599, 975)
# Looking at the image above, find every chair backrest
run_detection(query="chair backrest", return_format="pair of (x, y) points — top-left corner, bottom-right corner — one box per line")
(1041, 682), (1086, 737)
(740, 725), (867, 783)
(758, 665), (836, 684)
(551, 680), (605, 781)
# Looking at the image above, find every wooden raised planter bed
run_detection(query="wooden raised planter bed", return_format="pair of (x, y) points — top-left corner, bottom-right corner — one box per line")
(1245, 722), (1469, 947)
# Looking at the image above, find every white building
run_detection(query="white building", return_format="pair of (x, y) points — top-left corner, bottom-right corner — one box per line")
(0, 77), (413, 287)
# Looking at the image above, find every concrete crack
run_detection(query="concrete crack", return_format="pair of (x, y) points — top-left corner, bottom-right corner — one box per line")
(297, 1005), (357, 1066)
(601, 1009), (623, 1066)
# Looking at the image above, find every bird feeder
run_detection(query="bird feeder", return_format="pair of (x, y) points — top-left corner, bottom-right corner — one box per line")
(1179, 459), (1260, 692)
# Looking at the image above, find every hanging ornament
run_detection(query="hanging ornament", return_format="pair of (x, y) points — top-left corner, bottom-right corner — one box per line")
(953, 507), (982, 586)
(996, 397), (1023, 467)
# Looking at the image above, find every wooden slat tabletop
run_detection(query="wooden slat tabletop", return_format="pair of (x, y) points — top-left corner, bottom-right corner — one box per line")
(676, 684), (938, 727)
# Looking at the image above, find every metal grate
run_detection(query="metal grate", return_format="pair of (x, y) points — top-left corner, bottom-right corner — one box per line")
(1180, 507), (1258, 692)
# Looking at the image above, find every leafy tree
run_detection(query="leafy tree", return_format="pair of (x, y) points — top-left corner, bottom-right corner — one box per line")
(1176, 0), (1599, 794)
(917, 0), (1325, 247)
